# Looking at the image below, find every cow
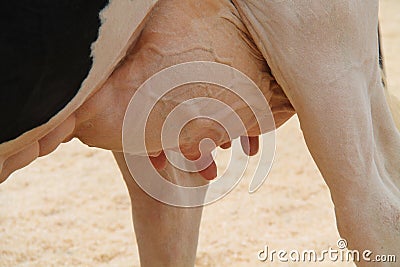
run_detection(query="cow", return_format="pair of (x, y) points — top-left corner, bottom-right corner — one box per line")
(1, 0), (399, 266)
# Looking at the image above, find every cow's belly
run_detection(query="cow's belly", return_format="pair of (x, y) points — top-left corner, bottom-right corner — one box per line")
(74, 0), (295, 155)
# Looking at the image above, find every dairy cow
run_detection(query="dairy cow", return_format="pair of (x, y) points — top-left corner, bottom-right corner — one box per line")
(1, 1), (399, 266)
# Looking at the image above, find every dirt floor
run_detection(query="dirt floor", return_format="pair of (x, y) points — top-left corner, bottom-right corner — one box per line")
(1, 1), (399, 266)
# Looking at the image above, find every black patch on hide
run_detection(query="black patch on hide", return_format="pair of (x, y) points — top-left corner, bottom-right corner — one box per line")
(0, 1), (108, 143)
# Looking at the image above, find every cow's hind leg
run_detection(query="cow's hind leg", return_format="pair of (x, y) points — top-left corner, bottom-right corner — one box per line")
(234, 0), (400, 265)
(113, 152), (206, 267)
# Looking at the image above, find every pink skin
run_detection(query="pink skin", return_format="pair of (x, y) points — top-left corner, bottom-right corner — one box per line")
(0, 115), (76, 183)
(0, 0), (294, 182)
(71, 0), (294, 180)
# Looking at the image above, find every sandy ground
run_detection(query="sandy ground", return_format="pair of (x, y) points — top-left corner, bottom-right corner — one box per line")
(1, 1), (399, 266)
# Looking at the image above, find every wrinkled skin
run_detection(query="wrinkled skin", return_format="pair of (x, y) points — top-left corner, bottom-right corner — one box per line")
(73, 0), (294, 158)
